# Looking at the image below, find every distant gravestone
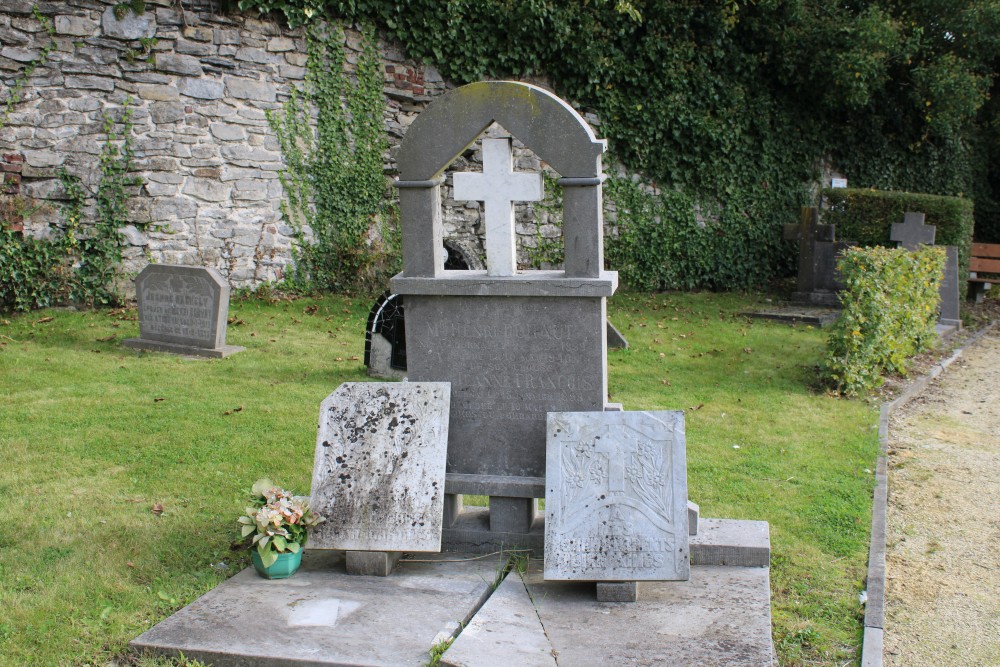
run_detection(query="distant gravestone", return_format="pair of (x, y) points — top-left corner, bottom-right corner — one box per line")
(390, 81), (616, 552)
(309, 382), (450, 554)
(364, 291), (407, 379)
(939, 245), (961, 328)
(783, 207), (851, 306)
(890, 212), (936, 251)
(123, 264), (244, 358)
(544, 410), (690, 583)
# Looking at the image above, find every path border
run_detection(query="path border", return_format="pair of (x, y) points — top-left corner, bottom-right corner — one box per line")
(860, 322), (997, 667)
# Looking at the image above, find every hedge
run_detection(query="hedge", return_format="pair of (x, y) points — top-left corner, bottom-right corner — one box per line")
(825, 245), (946, 395)
(821, 188), (974, 299)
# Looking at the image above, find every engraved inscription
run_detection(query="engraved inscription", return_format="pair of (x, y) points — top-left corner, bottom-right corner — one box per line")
(138, 271), (219, 345)
(545, 411), (690, 581)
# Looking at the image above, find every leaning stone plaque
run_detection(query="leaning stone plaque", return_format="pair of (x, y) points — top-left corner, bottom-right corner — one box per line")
(544, 410), (690, 581)
(123, 264), (244, 358)
(309, 382), (451, 552)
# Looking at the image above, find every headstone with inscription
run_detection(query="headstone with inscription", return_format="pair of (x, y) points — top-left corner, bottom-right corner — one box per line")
(309, 382), (450, 574)
(123, 264), (244, 358)
(390, 81), (616, 552)
(545, 410), (690, 593)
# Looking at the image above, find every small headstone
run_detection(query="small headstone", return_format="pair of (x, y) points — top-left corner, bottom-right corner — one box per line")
(364, 291), (406, 379)
(606, 320), (629, 349)
(544, 410), (690, 582)
(309, 382), (451, 553)
(123, 264), (244, 358)
(890, 211), (936, 251)
(783, 207), (849, 306)
(939, 245), (961, 328)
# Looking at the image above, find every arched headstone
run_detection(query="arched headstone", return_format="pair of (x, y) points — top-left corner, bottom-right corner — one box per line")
(391, 81), (618, 552)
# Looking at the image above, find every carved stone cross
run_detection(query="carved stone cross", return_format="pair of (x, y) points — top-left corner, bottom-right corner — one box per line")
(589, 430), (639, 493)
(890, 211), (936, 251)
(453, 137), (543, 276)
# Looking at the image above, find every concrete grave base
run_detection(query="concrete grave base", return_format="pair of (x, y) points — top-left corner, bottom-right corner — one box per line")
(740, 306), (840, 327)
(123, 338), (245, 358)
(690, 518), (771, 567)
(514, 562), (775, 667)
(130, 550), (500, 667)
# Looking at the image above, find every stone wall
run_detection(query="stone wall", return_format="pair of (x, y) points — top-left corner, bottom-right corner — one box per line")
(0, 0), (600, 289)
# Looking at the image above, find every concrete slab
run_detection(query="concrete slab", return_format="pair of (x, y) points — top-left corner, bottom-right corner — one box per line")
(130, 550), (502, 667)
(740, 306), (839, 327)
(523, 562), (775, 666)
(690, 518), (771, 567)
(441, 571), (557, 667)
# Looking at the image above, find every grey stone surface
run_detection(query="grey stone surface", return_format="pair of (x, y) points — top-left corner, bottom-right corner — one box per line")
(366, 334), (406, 379)
(346, 550), (402, 577)
(178, 77), (225, 100)
(741, 306), (841, 327)
(688, 500), (699, 536)
(489, 497), (537, 533)
(121, 338), (244, 359)
(101, 6), (156, 40)
(939, 245), (961, 327)
(131, 550), (500, 667)
(405, 296), (608, 482)
(441, 571), (557, 667)
(606, 320), (628, 348)
(784, 207), (849, 304)
(310, 382), (450, 552)
(545, 410), (690, 582)
(689, 518), (771, 567)
(123, 264), (241, 355)
(391, 271), (617, 297)
(890, 211), (936, 251)
(523, 562), (775, 666)
(155, 53), (204, 77)
(595, 581), (638, 602)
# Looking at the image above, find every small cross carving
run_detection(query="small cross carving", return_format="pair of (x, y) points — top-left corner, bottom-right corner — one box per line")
(590, 432), (638, 493)
(453, 137), (543, 276)
(890, 212), (936, 251)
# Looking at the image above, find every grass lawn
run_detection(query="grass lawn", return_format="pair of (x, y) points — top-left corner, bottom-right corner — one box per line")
(0, 291), (878, 666)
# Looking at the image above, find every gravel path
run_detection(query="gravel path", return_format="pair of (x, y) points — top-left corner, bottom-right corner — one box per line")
(884, 330), (1000, 666)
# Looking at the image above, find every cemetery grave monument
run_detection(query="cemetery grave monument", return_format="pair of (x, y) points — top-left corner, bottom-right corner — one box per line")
(783, 206), (853, 307)
(123, 264), (244, 358)
(890, 211), (961, 330)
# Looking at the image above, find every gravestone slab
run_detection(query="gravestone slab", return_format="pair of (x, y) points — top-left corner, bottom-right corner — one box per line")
(544, 410), (689, 581)
(783, 207), (848, 306)
(123, 264), (244, 358)
(310, 382), (450, 552)
(939, 245), (961, 328)
(890, 212), (936, 251)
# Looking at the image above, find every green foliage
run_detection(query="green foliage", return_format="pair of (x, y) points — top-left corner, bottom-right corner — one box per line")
(526, 171), (564, 269)
(238, 478), (324, 567)
(0, 100), (148, 312)
(233, 0), (1000, 290)
(605, 176), (797, 290)
(822, 187), (975, 298)
(0, 6), (56, 131)
(825, 246), (946, 395)
(267, 22), (397, 293)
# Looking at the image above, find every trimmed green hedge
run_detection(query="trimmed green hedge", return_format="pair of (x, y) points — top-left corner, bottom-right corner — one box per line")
(821, 188), (974, 299)
(825, 246), (946, 395)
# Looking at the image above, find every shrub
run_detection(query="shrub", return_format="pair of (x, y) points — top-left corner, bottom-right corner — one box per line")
(821, 188), (974, 298)
(825, 245), (945, 395)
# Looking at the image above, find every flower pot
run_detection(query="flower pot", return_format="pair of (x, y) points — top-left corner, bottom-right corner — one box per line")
(251, 548), (303, 579)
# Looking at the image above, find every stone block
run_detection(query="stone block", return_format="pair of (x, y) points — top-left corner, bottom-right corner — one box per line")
(182, 178), (230, 202)
(224, 75), (276, 101)
(1, 46), (39, 62)
(174, 39), (214, 57)
(123, 264), (244, 357)
(545, 410), (690, 582)
(177, 77), (224, 100)
(595, 582), (638, 603)
(209, 123), (246, 141)
(65, 75), (115, 92)
(155, 53), (203, 77)
(267, 36), (296, 52)
(137, 84), (179, 101)
(54, 14), (98, 37)
(689, 518), (770, 567)
(101, 6), (156, 40)
(310, 382), (451, 552)
(345, 551), (402, 577)
(489, 497), (537, 534)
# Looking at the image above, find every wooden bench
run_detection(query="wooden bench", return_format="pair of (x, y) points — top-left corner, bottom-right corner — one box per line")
(968, 242), (1000, 303)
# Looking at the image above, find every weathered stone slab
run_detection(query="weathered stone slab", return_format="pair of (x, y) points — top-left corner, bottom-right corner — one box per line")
(441, 571), (557, 667)
(123, 264), (244, 358)
(740, 306), (840, 327)
(544, 410), (690, 581)
(523, 562), (775, 666)
(131, 551), (500, 667)
(310, 382), (450, 552)
(939, 245), (961, 328)
(404, 296), (608, 485)
(689, 518), (771, 567)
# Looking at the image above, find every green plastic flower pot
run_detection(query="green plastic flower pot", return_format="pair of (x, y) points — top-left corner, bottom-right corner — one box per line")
(251, 548), (303, 579)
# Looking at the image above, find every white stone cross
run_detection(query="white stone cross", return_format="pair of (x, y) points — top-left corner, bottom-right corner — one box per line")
(453, 137), (543, 276)
(590, 432), (639, 493)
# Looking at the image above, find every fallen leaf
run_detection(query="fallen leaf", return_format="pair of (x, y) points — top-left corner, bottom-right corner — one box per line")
(223, 405), (244, 416)
(36, 316), (54, 324)
(153, 397), (166, 402)
(335, 356), (344, 362)
(126, 561), (135, 568)
(688, 403), (704, 411)
(96, 335), (116, 342)
(304, 305), (318, 315)
(743, 347), (753, 354)
(151, 503), (164, 516)
(349, 355), (360, 361)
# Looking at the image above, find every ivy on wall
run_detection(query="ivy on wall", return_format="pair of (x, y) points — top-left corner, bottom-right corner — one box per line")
(267, 21), (398, 293)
